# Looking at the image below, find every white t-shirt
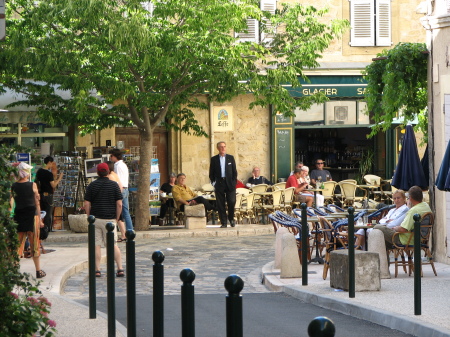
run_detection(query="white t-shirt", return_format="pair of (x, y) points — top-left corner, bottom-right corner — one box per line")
(114, 160), (129, 188)
(379, 204), (409, 228)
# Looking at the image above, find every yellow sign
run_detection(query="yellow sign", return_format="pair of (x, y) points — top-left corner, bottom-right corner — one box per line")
(213, 106), (233, 132)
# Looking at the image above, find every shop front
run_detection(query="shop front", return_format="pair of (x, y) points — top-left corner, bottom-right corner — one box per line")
(271, 75), (396, 182)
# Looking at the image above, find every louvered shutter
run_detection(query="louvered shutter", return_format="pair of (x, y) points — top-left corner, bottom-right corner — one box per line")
(349, 0), (374, 47)
(260, 0), (277, 45)
(141, 1), (156, 16)
(376, 0), (391, 46)
(235, 18), (259, 42)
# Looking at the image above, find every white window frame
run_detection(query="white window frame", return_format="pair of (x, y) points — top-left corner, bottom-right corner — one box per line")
(235, 0), (277, 44)
(349, 0), (392, 47)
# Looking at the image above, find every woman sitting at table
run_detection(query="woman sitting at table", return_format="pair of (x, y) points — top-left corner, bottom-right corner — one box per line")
(299, 166), (324, 207)
(355, 189), (408, 248)
(157, 172), (177, 225)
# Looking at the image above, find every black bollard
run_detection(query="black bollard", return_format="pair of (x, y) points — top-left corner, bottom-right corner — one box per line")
(126, 230), (137, 337)
(307, 316), (336, 337)
(413, 213), (421, 315)
(301, 203), (308, 285)
(88, 215), (96, 319)
(106, 222), (116, 337)
(347, 207), (355, 298)
(180, 268), (196, 337)
(224, 274), (244, 337)
(152, 251), (165, 337)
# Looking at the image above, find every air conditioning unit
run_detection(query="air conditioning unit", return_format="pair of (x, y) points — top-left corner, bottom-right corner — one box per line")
(117, 141), (124, 149)
(334, 106), (349, 121)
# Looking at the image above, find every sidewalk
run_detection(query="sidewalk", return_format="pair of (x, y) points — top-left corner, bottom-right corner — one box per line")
(19, 223), (450, 337)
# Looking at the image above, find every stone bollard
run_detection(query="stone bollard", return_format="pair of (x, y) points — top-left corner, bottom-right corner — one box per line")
(280, 232), (302, 278)
(274, 227), (289, 269)
(368, 229), (391, 279)
(330, 250), (380, 291)
(184, 204), (206, 229)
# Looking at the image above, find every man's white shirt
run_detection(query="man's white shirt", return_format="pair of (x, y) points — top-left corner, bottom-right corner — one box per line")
(114, 160), (129, 188)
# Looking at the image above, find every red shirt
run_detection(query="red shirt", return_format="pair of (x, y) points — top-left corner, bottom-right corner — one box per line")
(286, 174), (299, 189)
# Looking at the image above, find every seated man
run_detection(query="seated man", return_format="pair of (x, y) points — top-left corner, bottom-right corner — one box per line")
(172, 173), (215, 213)
(310, 159), (332, 186)
(355, 189), (408, 248)
(286, 168), (313, 207)
(373, 186), (431, 249)
(246, 166), (272, 187)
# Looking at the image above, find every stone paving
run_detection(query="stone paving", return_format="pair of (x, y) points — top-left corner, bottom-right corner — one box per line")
(63, 234), (275, 298)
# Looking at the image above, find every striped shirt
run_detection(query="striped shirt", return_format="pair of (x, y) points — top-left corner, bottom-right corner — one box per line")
(84, 177), (122, 219)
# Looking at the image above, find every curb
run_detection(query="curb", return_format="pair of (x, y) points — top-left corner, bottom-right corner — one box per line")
(262, 261), (450, 337)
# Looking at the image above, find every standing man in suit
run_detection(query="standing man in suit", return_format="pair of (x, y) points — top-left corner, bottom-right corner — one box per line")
(209, 141), (237, 228)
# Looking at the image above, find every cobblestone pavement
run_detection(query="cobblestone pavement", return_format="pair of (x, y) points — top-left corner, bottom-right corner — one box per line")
(63, 234), (275, 298)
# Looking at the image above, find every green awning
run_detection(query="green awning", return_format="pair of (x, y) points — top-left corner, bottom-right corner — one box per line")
(284, 75), (367, 98)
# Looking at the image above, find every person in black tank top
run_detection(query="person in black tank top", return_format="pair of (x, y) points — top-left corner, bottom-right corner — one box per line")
(11, 162), (46, 279)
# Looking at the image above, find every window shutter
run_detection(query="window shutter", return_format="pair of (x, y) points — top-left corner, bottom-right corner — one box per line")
(376, 0), (391, 46)
(260, 0), (277, 45)
(141, 1), (156, 16)
(349, 0), (374, 47)
(235, 18), (259, 42)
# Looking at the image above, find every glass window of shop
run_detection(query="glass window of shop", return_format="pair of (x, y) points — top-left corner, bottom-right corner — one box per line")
(293, 100), (382, 180)
(0, 112), (69, 152)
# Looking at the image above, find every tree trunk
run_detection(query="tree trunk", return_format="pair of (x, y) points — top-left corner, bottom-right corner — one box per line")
(134, 130), (153, 231)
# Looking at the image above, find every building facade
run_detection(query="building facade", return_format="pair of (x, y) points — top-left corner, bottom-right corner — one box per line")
(421, 0), (450, 263)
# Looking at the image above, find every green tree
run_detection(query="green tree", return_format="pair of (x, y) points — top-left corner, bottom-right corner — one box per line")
(0, 0), (348, 230)
(0, 145), (56, 336)
(363, 43), (428, 141)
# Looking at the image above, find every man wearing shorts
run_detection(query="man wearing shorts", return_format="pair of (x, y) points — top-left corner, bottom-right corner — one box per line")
(84, 162), (125, 277)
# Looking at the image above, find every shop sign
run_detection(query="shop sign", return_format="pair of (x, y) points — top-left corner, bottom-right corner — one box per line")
(289, 85), (367, 98)
(212, 106), (233, 132)
(0, 112), (43, 124)
(16, 153), (31, 163)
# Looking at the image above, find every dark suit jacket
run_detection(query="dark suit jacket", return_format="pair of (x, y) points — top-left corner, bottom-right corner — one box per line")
(209, 154), (237, 191)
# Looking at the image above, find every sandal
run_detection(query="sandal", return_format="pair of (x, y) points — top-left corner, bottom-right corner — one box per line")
(95, 270), (101, 278)
(117, 238), (127, 243)
(116, 269), (125, 277)
(36, 270), (46, 279)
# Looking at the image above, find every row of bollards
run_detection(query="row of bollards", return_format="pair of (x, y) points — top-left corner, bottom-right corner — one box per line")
(87, 215), (336, 336)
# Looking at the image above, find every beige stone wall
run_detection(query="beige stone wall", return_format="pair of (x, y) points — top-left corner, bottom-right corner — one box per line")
(282, 0), (425, 62)
(425, 6), (450, 263)
(171, 94), (271, 190)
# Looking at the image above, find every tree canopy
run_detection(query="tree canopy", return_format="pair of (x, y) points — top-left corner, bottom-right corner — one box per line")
(362, 43), (428, 141)
(0, 0), (348, 230)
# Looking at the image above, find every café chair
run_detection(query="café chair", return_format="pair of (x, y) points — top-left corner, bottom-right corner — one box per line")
(240, 193), (258, 224)
(281, 187), (295, 214)
(250, 184), (269, 194)
(389, 212), (437, 277)
(261, 189), (284, 219)
(363, 174), (383, 201)
(338, 182), (368, 207)
(318, 216), (351, 280)
(268, 213), (311, 263)
(201, 183), (215, 195)
(324, 204), (346, 213)
(236, 187), (251, 196)
(321, 181), (337, 205)
(233, 193), (245, 224)
(272, 182), (287, 190)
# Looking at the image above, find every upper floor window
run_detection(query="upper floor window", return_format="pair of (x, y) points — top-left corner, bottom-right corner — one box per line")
(349, 0), (392, 47)
(235, 0), (277, 44)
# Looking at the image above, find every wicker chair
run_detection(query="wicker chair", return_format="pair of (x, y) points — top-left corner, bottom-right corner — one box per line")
(389, 212), (437, 277)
